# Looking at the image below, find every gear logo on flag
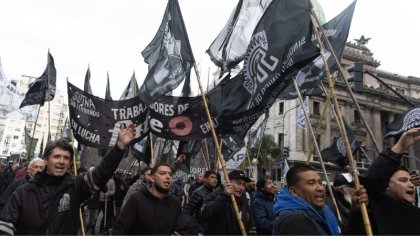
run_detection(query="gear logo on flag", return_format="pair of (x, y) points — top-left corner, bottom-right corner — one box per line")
(243, 31), (279, 95)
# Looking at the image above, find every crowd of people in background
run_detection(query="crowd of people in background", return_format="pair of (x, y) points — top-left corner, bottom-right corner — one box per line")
(0, 125), (419, 235)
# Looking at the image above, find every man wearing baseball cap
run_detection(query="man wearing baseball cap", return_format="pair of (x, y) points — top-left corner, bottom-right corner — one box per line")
(200, 170), (254, 235)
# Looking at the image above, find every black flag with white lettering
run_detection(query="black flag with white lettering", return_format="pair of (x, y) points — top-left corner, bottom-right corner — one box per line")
(139, 0), (195, 104)
(217, 0), (319, 136)
(20, 52), (57, 108)
(295, 0), (356, 91)
(67, 82), (149, 148)
(132, 136), (151, 165)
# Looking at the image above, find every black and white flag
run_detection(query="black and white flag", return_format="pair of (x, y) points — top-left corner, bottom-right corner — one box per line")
(247, 114), (268, 149)
(84, 66), (92, 94)
(217, 0), (319, 136)
(296, 0), (356, 90)
(20, 52), (57, 108)
(0, 61), (37, 120)
(139, 0), (195, 104)
(105, 72), (112, 100)
(207, 0), (272, 73)
(321, 119), (359, 168)
(67, 82), (149, 148)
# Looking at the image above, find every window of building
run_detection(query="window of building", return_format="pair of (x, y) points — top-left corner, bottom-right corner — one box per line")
(354, 110), (360, 122)
(13, 136), (19, 139)
(313, 101), (320, 115)
(279, 102), (284, 115)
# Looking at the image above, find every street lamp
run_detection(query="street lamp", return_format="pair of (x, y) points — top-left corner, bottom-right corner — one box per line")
(281, 104), (300, 159)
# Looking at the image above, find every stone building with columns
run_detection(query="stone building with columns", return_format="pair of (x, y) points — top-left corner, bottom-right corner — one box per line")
(263, 37), (420, 181)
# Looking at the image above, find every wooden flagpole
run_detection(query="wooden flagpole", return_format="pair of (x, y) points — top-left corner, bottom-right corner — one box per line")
(46, 51), (51, 141)
(72, 151), (86, 236)
(310, 13), (372, 236)
(27, 105), (41, 160)
(203, 139), (211, 169)
(149, 133), (155, 167)
(310, 11), (380, 155)
(194, 65), (247, 236)
(292, 79), (342, 224)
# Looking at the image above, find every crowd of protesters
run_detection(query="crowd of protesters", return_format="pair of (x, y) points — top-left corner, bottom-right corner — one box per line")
(0, 125), (419, 235)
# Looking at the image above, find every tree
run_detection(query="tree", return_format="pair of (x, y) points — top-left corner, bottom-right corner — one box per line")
(242, 134), (281, 172)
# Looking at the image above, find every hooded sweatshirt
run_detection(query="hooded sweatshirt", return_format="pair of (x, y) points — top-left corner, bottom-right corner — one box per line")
(272, 187), (340, 235)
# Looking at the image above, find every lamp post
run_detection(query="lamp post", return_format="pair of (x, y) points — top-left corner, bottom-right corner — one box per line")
(251, 157), (259, 181)
(281, 104), (300, 159)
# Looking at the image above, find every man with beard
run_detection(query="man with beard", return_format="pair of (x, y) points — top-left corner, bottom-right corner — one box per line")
(0, 124), (136, 235)
(113, 164), (182, 235)
(200, 170), (254, 235)
(252, 176), (277, 235)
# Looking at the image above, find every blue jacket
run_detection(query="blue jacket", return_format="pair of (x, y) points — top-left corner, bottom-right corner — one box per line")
(272, 187), (339, 235)
(251, 190), (274, 235)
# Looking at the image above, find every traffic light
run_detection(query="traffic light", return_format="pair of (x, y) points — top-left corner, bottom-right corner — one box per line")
(283, 146), (290, 158)
(347, 62), (364, 92)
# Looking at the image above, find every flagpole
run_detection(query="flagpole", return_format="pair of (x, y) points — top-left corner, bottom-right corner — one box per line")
(194, 65), (247, 236)
(311, 11), (380, 156)
(310, 13), (372, 235)
(292, 79), (342, 224)
(27, 105), (41, 160)
(72, 146), (86, 236)
(203, 139), (211, 169)
(46, 52), (51, 141)
(149, 133), (155, 167)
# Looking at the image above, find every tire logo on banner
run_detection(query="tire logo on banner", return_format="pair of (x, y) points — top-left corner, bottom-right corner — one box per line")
(243, 31), (279, 95)
(169, 115), (193, 136)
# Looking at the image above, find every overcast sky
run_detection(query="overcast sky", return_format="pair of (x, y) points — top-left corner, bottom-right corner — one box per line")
(0, 0), (419, 100)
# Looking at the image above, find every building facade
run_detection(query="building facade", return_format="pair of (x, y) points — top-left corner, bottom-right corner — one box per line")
(0, 73), (68, 162)
(263, 38), (420, 180)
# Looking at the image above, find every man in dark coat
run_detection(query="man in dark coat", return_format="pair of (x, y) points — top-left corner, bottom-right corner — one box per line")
(184, 170), (217, 224)
(0, 124), (136, 235)
(200, 170), (254, 235)
(113, 164), (183, 235)
(251, 175), (277, 235)
(347, 127), (420, 235)
(0, 157), (44, 212)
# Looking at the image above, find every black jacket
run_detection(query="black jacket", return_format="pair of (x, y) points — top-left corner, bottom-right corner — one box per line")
(184, 184), (214, 218)
(347, 149), (420, 235)
(200, 188), (253, 235)
(113, 185), (181, 235)
(0, 173), (32, 212)
(0, 145), (125, 235)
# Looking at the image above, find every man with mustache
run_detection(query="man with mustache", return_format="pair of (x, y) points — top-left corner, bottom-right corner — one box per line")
(113, 164), (182, 235)
(272, 164), (340, 235)
(0, 124), (136, 235)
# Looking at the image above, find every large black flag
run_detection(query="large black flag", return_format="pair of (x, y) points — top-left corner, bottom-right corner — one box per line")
(139, 0), (195, 104)
(67, 82), (149, 148)
(321, 120), (360, 168)
(20, 52), (57, 108)
(207, 0), (272, 73)
(295, 0), (356, 91)
(217, 0), (319, 136)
